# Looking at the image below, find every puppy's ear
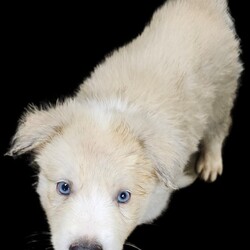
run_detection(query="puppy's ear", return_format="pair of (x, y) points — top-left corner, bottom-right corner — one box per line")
(6, 103), (68, 156)
(127, 113), (190, 189)
(140, 138), (183, 190)
(142, 137), (198, 189)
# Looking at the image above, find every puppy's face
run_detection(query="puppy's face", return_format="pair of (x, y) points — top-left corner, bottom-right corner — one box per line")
(9, 104), (160, 250)
(8, 102), (194, 249)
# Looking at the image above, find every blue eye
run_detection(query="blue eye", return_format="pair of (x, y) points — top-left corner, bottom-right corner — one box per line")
(117, 190), (131, 204)
(57, 181), (71, 195)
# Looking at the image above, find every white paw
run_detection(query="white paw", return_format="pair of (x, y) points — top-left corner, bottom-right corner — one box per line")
(196, 152), (223, 182)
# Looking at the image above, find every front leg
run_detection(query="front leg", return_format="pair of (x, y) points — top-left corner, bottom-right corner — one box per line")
(196, 138), (223, 182)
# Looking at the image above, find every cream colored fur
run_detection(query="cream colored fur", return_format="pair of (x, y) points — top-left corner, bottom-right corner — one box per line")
(8, 1), (242, 249)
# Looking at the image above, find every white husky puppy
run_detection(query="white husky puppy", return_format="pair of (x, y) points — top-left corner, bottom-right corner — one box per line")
(8, 0), (242, 249)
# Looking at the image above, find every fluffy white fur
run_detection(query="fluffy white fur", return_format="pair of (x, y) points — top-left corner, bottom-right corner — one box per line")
(8, 1), (242, 249)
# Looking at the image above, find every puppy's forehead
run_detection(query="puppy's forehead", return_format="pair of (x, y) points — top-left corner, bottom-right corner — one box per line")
(36, 120), (144, 182)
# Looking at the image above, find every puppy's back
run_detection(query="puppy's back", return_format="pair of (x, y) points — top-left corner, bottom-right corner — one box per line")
(77, 0), (241, 109)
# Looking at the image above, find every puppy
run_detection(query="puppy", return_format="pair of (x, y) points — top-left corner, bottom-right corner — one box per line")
(7, 1), (243, 249)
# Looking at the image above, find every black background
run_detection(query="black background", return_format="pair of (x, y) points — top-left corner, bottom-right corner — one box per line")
(2, 1), (249, 249)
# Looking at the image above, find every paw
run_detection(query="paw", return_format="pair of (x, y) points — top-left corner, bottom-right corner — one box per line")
(196, 152), (223, 182)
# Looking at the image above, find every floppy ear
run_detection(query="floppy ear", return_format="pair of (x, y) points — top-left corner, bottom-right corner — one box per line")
(143, 137), (197, 189)
(126, 113), (191, 189)
(142, 134), (198, 189)
(141, 137), (185, 190)
(6, 103), (69, 156)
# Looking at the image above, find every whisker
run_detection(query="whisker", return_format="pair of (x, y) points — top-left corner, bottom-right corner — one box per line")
(125, 242), (142, 250)
(25, 231), (51, 238)
(45, 246), (53, 250)
(25, 231), (52, 249)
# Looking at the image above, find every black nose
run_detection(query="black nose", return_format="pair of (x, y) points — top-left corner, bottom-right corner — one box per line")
(69, 242), (103, 250)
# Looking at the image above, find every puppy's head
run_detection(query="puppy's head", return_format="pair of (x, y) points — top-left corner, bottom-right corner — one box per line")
(8, 100), (166, 250)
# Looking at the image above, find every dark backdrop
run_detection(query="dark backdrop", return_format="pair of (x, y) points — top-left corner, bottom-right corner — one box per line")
(2, 1), (249, 249)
